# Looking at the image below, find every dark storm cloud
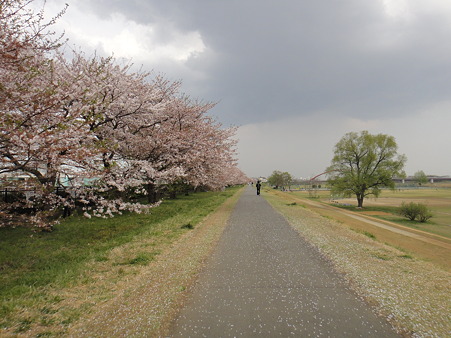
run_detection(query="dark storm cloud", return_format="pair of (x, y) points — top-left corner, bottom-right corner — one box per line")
(42, 0), (450, 176)
(70, 1), (451, 126)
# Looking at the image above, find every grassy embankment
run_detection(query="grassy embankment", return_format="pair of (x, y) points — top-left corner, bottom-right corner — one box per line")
(0, 186), (243, 337)
(264, 187), (450, 337)
(284, 186), (451, 269)
(298, 186), (451, 237)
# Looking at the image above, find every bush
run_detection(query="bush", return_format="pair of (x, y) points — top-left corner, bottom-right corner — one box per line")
(399, 202), (433, 223)
(399, 202), (418, 221)
(416, 204), (433, 222)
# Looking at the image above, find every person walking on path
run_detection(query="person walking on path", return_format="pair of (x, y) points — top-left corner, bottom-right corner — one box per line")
(169, 186), (398, 337)
(256, 180), (261, 195)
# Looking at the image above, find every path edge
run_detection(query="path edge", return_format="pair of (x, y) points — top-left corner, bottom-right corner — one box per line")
(68, 186), (245, 337)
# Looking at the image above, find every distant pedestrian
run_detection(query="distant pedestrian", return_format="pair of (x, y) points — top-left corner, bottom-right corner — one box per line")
(256, 180), (261, 195)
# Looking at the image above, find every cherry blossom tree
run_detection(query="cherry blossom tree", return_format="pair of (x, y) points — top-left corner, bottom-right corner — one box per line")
(122, 92), (242, 198)
(0, 0), (76, 227)
(1, 0), (247, 228)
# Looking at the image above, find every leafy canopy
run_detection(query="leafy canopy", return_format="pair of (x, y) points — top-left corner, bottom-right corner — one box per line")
(327, 131), (406, 207)
(268, 170), (293, 188)
(413, 170), (428, 185)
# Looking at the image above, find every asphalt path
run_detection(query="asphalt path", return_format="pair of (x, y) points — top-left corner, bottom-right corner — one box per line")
(169, 186), (398, 337)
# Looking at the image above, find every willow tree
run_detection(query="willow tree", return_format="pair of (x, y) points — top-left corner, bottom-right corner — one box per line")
(327, 131), (406, 208)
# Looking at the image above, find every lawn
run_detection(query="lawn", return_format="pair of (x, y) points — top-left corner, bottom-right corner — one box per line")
(0, 186), (242, 336)
(288, 186), (451, 239)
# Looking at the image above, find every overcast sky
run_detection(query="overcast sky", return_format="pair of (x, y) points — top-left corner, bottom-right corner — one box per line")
(40, 0), (451, 178)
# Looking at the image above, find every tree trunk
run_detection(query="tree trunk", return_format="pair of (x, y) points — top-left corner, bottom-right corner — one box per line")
(146, 183), (158, 204)
(357, 194), (364, 208)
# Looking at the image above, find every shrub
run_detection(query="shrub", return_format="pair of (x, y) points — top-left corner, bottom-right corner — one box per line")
(399, 202), (418, 221)
(416, 204), (433, 222)
(399, 202), (433, 223)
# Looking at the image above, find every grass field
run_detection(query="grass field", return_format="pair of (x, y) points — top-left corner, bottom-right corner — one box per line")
(289, 186), (451, 239)
(0, 186), (242, 336)
(274, 185), (451, 271)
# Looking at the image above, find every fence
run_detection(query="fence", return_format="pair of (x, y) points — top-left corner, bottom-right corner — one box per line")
(0, 187), (73, 203)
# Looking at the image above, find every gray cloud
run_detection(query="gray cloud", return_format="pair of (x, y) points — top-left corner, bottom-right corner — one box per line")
(127, 0), (451, 126)
(62, 1), (451, 123)
(45, 0), (451, 176)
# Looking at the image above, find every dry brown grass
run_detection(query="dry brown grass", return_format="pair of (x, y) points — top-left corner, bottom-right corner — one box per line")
(63, 187), (244, 337)
(280, 189), (451, 271)
(264, 189), (451, 337)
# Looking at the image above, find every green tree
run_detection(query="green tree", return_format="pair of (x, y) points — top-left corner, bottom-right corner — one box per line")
(281, 171), (293, 190)
(327, 131), (406, 208)
(268, 171), (283, 189)
(268, 170), (293, 190)
(413, 170), (428, 186)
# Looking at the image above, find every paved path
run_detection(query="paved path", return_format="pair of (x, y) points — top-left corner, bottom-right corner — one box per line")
(169, 186), (398, 337)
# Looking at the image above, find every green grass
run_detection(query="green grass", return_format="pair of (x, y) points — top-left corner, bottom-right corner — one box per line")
(0, 186), (241, 334)
(332, 204), (451, 238)
(333, 204), (399, 214)
(350, 228), (376, 240)
(289, 188), (451, 239)
(379, 216), (451, 238)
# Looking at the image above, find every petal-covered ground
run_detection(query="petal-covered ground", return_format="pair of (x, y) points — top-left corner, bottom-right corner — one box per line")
(169, 186), (398, 337)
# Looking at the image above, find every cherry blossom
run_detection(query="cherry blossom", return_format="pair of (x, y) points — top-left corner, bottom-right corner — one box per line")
(1, 0), (248, 228)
